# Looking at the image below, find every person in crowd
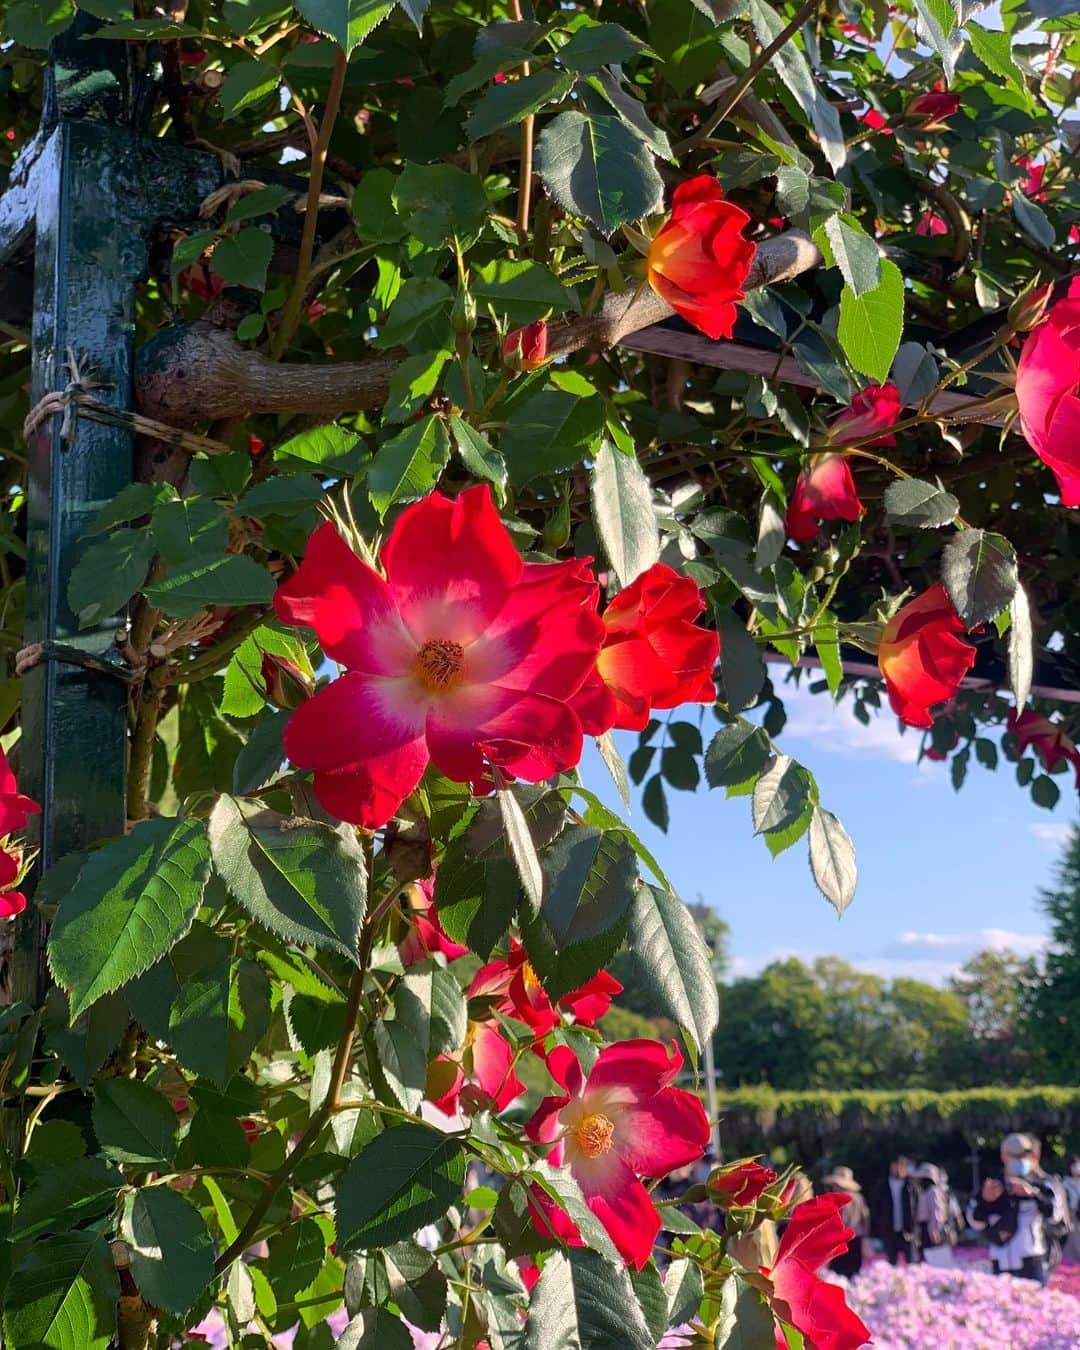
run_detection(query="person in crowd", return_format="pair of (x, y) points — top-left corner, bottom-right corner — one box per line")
(967, 1132), (1068, 1284)
(870, 1154), (919, 1264)
(1064, 1154), (1080, 1262)
(912, 1163), (950, 1263)
(823, 1166), (870, 1279)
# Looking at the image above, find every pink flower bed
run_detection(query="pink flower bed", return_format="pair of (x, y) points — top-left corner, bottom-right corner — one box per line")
(847, 1261), (1080, 1349)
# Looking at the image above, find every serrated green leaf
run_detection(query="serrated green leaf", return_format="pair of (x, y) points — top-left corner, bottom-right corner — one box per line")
(525, 1249), (654, 1350)
(467, 68), (574, 141)
(704, 723), (772, 788)
(625, 882), (718, 1049)
(503, 390), (606, 487)
(2, 1232), (118, 1350)
(752, 754), (816, 835)
(883, 478), (959, 529)
(92, 1077), (178, 1167)
(294, 0), (394, 54)
(1009, 582), (1034, 712)
(144, 553), (276, 618)
(209, 795), (367, 959)
(838, 259), (905, 384)
(591, 436), (660, 586)
(12, 1158), (123, 1240)
(210, 227), (274, 291)
(449, 415), (507, 504)
(807, 806), (857, 914)
(369, 416), (452, 518)
(67, 527), (155, 629)
(151, 496), (228, 566)
(393, 162), (490, 247)
(536, 110), (664, 234)
(336, 1123), (466, 1250)
(123, 1187), (214, 1316)
(220, 59), (281, 118)
(48, 818), (210, 1019)
(941, 528), (1018, 627)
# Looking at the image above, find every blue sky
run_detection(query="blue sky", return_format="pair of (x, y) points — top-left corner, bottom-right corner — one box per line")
(580, 684), (1075, 986)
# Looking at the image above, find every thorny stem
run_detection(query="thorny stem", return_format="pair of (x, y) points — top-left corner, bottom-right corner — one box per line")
(213, 845), (375, 1276)
(272, 46), (349, 359)
(674, 0), (819, 155)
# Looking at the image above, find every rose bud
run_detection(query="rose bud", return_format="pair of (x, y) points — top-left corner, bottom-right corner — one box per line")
(261, 652), (315, 710)
(503, 319), (548, 371)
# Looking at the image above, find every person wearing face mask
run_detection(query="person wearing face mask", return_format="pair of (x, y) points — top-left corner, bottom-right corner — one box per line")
(966, 1133), (1068, 1284)
(1063, 1154), (1080, 1262)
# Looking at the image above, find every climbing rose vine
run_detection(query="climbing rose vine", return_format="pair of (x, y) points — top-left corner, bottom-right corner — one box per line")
(0, 0), (1075, 1348)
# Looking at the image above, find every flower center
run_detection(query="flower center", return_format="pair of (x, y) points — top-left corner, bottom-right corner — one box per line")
(574, 1112), (615, 1159)
(414, 639), (466, 691)
(520, 959), (540, 992)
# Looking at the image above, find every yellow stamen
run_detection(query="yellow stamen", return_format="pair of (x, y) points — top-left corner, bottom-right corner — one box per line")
(414, 639), (466, 691)
(574, 1112), (615, 1159)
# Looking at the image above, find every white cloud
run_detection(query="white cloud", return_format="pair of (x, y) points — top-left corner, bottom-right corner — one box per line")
(1029, 821), (1072, 850)
(770, 682), (920, 764)
(729, 927), (1050, 986)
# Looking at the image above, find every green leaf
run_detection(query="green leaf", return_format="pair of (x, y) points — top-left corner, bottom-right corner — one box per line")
(1012, 192), (1055, 249)
(144, 553), (276, 618)
(275, 423), (365, 476)
(374, 276), (453, 350)
(352, 168), (408, 243)
(913, 0), (961, 76)
(339, 1310), (415, 1350)
(92, 1077), (178, 1167)
(233, 708), (289, 793)
(383, 350), (451, 425)
(647, 0), (723, 96)
(838, 259), (905, 384)
(537, 111), (664, 234)
(220, 58), (281, 118)
(151, 496), (228, 566)
(704, 723), (772, 789)
(12, 1158), (123, 1240)
(525, 1249), (654, 1350)
(498, 787), (545, 909)
(209, 796), (367, 960)
(123, 1187), (214, 1316)
(590, 437), (660, 587)
(821, 215), (881, 297)
(558, 22), (643, 71)
(883, 477), (959, 529)
(67, 527), (155, 630)
(369, 416), (452, 518)
(529, 826), (638, 1001)
(170, 957), (272, 1088)
(294, 0), (394, 54)
(336, 1123), (466, 1251)
(1009, 582), (1034, 713)
(267, 1216), (327, 1299)
(393, 162), (490, 246)
(966, 21), (1025, 91)
(222, 626), (310, 719)
(1031, 774), (1060, 810)
(748, 0), (845, 173)
(6, 0), (75, 48)
(715, 1279), (777, 1348)
(503, 390), (605, 487)
(665, 1257), (705, 1328)
(89, 482), (176, 535)
(625, 883), (718, 1050)
(467, 68), (574, 141)
(941, 528), (1018, 627)
(815, 618), (843, 698)
(2, 1233), (118, 1350)
(210, 227), (274, 291)
(226, 183), (293, 225)
(807, 806), (857, 915)
(642, 773), (669, 831)
(449, 416), (507, 504)
(48, 818), (211, 1019)
(752, 754), (815, 836)
(429, 965), (467, 1058)
(472, 258), (571, 325)
(716, 610), (765, 714)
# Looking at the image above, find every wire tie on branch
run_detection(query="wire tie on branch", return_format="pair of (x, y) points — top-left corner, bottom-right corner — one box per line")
(23, 348), (232, 457)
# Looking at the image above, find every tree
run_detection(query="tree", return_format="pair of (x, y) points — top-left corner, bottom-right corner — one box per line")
(951, 949), (1042, 1084)
(1028, 826), (1080, 1084)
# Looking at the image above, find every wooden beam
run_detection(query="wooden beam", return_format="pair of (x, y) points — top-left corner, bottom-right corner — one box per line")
(619, 328), (1009, 426)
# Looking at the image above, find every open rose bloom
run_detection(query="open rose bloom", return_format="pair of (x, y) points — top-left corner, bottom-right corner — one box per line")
(878, 584), (976, 729)
(0, 747), (38, 919)
(525, 1041), (710, 1268)
(647, 176), (757, 341)
(469, 938), (621, 1038)
(274, 486), (604, 827)
(1015, 276), (1080, 507)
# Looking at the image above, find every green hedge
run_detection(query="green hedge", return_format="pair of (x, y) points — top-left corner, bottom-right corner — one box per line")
(716, 1087), (1080, 1153)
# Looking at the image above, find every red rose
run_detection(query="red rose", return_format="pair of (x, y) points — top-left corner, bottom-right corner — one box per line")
(829, 383), (902, 447)
(878, 585), (976, 729)
(763, 1193), (871, 1350)
(708, 1159), (778, 1207)
(785, 454), (865, 543)
(468, 939), (621, 1039)
(1017, 155), (1047, 202)
(503, 319), (548, 371)
(647, 176), (756, 341)
(916, 210), (948, 236)
(905, 91), (960, 129)
(525, 1041), (710, 1269)
(399, 877), (469, 966)
(573, 562), (719, 734)
(1008, 708), (1080, 786)
(273, 487), (604, 828)
(1015, 277), (1080, 506)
